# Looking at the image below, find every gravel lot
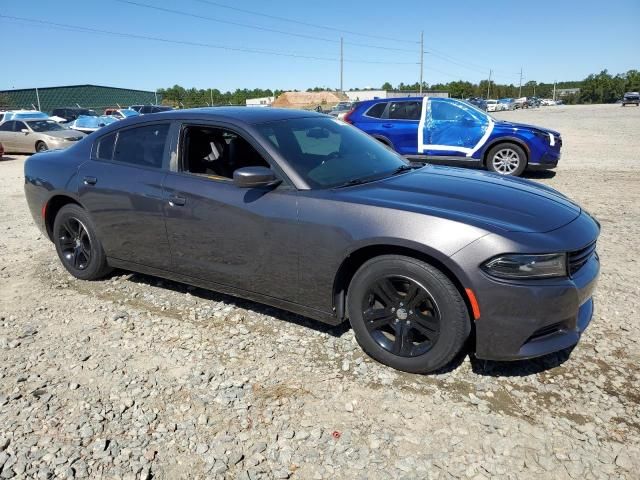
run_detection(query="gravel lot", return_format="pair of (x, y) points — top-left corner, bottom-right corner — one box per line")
(1, 104), (639, 479)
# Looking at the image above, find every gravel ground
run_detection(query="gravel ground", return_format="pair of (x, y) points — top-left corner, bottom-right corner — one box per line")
(1, 104), (639, 479)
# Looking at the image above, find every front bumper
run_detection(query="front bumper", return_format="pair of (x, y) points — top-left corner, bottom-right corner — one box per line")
(451, 213), (600, 361)
(472, 254), (599, 361)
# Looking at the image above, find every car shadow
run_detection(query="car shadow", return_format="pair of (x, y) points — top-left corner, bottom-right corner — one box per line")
(522, 170), (557, 180)
(469, 346), (574, 377)
(110, 270), (575, 376)
(120, 271), (351, 338)
(0, 155), (19, 161)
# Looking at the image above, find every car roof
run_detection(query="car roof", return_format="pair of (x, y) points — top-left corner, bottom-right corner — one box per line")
(106, 107), (325, 127)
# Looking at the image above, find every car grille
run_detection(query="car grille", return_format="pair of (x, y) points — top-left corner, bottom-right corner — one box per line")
(568, 241), (597, 276)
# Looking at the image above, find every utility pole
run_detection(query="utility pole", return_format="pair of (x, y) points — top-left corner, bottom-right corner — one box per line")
(35, 87), (41, 111)
(340, 37), (344, 92)
(210, 88), (214, 106)
(553, 81), (557, 101)
(154, 90), (158, 105)
(518, 67), (523, 97)
(419, 31), (424, 94)
(486, 69), (492, 98)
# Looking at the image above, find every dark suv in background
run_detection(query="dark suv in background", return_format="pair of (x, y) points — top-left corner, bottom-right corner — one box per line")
(622, 92), (640, 106)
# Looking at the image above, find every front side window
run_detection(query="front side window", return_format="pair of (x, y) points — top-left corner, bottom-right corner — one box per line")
(180, 125), (270, 180)
(112, 124), (169, 168)
(15, 121), (28, 132)
(388, 101), (422, 120)
(257, 117), (407, 189)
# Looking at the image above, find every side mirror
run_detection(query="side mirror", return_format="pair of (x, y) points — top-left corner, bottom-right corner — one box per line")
(233, 166), (281, 188)
(21, 129), (29, 134)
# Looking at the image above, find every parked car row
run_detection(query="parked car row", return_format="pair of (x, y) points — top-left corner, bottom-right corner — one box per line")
(0, 105), (173, 153)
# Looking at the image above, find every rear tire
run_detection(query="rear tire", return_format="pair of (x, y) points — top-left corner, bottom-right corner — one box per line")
(53, 204), (111, 280)
(486, 143), (527, 176)
(347, 255), (470, 373)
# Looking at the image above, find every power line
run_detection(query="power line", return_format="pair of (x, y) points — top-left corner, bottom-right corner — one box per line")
(191, 0), (418, 45)
(114, 0), (418, 53)
(0, 15), (418, 65)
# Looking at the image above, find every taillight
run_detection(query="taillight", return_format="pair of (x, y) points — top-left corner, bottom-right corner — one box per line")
(343, 108), (355, 124)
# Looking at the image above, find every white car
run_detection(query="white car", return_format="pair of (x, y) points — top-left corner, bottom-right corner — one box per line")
(485, 99), (499, 112)
(541, 99), (557, 106)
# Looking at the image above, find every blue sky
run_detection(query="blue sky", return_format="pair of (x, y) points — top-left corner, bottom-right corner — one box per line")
(1, 0), (638, 92)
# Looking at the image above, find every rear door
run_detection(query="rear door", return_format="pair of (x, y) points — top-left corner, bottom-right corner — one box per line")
(13, 121), (32, 153)
(385, 100), (422, 154)
(0, 121), (18, 151)
(77, 122), (173, 269)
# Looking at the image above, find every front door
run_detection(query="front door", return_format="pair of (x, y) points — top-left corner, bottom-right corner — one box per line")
(162, 123), (299, 303)
(420, 98), (492, 158)
(77, 122), (173, 269)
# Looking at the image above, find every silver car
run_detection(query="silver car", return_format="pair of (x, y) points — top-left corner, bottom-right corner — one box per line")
(0, 119), (86, 153)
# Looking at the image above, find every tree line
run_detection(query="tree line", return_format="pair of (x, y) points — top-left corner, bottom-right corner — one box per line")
(145, 69), (640, 108)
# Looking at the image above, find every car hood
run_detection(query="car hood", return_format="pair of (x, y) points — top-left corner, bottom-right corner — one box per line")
(494, 120), (561, 137)
(44, 130), (86, 140)
(336, 166), (581, 233)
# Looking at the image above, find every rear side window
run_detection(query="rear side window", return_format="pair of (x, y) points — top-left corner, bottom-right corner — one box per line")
(388, 101), (422, 120)
(113, 124), (169, 169)
(96, 133), (116, 161)
(0, 121), (14, 132)
(366, 102), (387, 118)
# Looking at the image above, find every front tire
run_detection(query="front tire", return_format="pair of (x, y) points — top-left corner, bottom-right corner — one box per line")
(486, 143), (527, 176)
(53, 204), (111, 280)
(36, 141), (48, 153)
(347, 255), (470, 373)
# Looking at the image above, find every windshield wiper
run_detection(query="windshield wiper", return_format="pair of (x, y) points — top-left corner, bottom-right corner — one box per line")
(389, 163), (420, 176)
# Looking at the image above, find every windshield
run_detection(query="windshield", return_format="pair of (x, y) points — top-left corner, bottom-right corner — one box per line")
(26, 120), (67, 132)
(72, 115), (118, 128)
(257, 117), (409, 189)
(120, 109), (139, 117)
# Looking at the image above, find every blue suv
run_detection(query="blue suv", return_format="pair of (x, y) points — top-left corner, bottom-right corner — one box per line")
(343, 97), (562, 176)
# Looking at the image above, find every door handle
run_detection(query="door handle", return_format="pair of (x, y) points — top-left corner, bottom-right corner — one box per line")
(168, 195), (186, 207)
(382, 123), (393, 128)
(83, 176), (97, 185)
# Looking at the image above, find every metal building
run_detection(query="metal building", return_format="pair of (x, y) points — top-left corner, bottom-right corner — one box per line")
(0, 84), (160, 114)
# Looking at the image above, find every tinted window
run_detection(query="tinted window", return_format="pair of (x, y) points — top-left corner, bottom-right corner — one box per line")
(140, 106), (152, 114)
(96, 132), (116, 161)
(257, 117), (407, 189)
(113, 124), (169, 168)
(388, 101), (421, 120)
(15, 121), (28, 132)
(0, 121), (14, 132)
(366, 102), (387, 118)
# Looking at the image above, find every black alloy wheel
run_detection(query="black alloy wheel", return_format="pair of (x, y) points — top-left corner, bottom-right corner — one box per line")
(53, 204), (111, 280)
(57, 217), (92, 270)
(362, 275), (440, 357)
(347, 255), (470, 373)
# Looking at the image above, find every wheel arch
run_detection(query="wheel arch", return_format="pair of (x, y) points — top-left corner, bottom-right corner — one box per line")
(481, 137), (530, 166)
(43, 194), (84, 241)
(332, 244), (474, 326)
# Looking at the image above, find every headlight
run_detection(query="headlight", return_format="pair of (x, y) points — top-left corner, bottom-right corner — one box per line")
(482, 253), (567, 279)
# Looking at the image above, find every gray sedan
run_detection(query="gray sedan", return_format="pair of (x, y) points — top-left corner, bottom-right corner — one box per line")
(23, 108), (600, 373)
(0, 119), (85, 153)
